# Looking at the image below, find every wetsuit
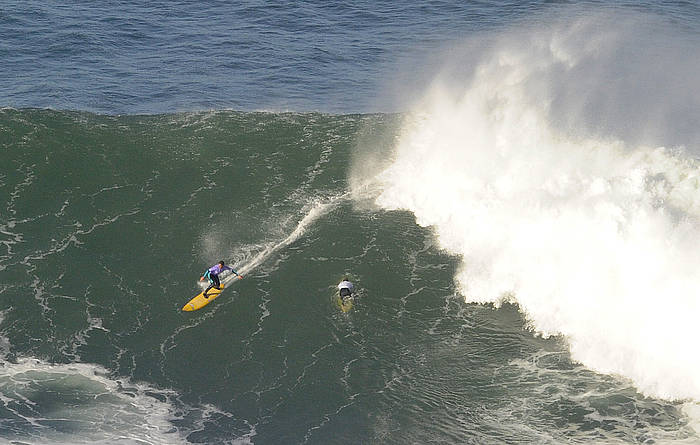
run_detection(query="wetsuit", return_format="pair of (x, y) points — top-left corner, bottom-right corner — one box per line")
(203, 263), (236, 297)
(338, 280), (354, 300)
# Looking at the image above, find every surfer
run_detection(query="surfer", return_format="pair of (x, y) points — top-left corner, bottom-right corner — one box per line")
(200, 261), (241, 298)
(337, 278), (354, 301)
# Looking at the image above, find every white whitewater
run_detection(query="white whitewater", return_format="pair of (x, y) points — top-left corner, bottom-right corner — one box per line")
(357, 11), (700, 412)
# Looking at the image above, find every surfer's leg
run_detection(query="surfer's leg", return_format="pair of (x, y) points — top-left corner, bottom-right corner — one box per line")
(203, 275), (220, 298)
(203, 278), (215, 298)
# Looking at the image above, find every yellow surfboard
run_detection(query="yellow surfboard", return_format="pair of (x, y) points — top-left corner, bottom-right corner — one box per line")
(182, 284), (226, 312)
(335, 295), (354, 313)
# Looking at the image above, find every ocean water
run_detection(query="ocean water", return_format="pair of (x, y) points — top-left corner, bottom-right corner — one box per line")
(2, 1), (700, 444)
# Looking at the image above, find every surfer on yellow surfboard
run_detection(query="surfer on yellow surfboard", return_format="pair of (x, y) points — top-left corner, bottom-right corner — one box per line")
(200, 261), (242, 298)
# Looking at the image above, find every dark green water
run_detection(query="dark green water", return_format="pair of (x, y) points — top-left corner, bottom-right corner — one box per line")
(0, 109), (696, 444)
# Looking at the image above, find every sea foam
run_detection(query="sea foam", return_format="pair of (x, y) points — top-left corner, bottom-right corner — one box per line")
(0, 312), (191, 444)
(360, 12), (700, 404)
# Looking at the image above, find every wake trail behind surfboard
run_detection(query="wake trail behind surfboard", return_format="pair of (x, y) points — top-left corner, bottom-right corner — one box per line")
(219, 193), (349, 286)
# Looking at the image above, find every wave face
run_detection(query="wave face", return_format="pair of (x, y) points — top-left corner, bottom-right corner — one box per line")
(0, 109), (368, 443)
(1, 105), (699, 443)
(368, 11), (700, 404)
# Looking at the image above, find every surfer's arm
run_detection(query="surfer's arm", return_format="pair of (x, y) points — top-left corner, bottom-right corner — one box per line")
(222, 265), (240, 276)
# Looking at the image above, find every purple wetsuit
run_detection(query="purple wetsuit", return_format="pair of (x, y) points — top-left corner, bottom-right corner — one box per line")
(202, 263), (236, 297)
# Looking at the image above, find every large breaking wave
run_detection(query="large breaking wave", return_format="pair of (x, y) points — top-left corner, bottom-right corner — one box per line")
(357, 10), (700, 407)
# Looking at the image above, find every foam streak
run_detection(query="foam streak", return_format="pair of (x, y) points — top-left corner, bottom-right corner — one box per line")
(222, 193), (348, 285)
